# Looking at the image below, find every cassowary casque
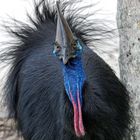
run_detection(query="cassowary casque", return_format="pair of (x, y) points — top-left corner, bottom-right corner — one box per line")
(0, 0), (135, 140)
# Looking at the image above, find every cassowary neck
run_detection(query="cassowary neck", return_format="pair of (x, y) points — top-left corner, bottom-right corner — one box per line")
(62, 56), (86, 137)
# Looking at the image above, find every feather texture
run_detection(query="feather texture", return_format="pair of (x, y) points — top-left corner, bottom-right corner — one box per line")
(0, 0), (136, 140)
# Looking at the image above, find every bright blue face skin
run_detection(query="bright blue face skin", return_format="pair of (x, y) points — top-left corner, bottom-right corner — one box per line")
(53, 41), (86, 105)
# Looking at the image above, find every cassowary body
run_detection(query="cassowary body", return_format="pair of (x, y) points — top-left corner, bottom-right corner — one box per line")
(1, 1), (135, 140)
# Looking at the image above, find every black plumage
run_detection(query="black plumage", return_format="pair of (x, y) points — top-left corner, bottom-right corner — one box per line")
(0, 0), (135, 140)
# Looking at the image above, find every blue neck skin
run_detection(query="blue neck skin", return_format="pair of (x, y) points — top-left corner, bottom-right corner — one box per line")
(61, 41), (86, 106)
(53, 41), (86, 137)
(62, 56), (86, 105)
(62, 54), (86, 137)
(53, 40), (86, 105)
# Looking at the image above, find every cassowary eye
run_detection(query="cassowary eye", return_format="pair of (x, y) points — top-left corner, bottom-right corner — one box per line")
(56, 45), (61, 50)
(53, 42), (62, 56)
(73, 42), (76, 47)
(54, 42), (61, 51)
(71, 40), (77, 48)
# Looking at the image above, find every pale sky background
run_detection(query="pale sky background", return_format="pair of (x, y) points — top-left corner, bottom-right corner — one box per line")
(0, 0), (119, 70)
(0, 0), (119, 117)
(0, 0), (118, 27)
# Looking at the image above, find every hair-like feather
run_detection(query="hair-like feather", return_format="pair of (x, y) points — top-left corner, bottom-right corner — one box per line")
(0, 0), (136, 140)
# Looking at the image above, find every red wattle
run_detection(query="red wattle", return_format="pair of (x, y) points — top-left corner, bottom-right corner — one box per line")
(70, 92), (85, 137)
(77, 92), (85, 136)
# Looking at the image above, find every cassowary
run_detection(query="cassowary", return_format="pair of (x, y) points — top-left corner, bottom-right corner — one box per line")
(0, 0), (135, 140)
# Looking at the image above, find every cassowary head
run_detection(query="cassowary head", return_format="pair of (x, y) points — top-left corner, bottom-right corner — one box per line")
(53, 2), (86, 137)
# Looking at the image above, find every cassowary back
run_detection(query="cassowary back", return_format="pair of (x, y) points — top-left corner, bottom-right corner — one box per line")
(0, 0), (135, 140)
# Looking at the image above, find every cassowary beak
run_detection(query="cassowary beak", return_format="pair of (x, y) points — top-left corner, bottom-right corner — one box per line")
(54, 1), (77, 64)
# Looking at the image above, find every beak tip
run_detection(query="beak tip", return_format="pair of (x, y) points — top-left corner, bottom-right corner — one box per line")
(63, 58), (68, 65)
